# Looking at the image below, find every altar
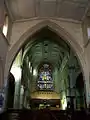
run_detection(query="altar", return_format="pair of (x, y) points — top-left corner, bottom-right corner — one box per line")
(30, 91), (61, 110)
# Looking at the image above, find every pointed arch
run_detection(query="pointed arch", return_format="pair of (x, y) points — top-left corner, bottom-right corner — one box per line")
(5, 20), (86, 85)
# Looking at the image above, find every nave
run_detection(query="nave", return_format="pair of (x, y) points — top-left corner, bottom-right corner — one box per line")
(0, 28), (87, 120)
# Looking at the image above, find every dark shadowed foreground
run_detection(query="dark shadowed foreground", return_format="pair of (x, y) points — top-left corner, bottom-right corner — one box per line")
(0, 109), (90, 120)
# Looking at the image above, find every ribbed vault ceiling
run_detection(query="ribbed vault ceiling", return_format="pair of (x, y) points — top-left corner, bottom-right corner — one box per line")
(5, 0), (90, 21)
(23, 28), (70, 69)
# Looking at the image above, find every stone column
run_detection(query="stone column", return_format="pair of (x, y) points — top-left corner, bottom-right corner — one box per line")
(13, 80), (21, 109)
(0, 58), (4, 88)
(0, 58), (6, 112)
(23, 89), (27, 108)
(20, 85), (24, 109)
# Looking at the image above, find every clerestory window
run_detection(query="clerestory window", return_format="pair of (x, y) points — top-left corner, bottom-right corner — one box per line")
(2, 15), (8, 37)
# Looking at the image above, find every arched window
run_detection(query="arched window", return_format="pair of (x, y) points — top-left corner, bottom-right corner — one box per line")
(87, 27), (90, 39)
(37, 64), (53, 90)
(2, 15), (8, 37)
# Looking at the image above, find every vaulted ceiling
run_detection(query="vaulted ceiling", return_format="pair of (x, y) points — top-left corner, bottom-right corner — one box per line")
(5, 0), (90, 21)
(25, 39), (69, 69)
(21, 28), (81, 93)
(23, 28), (70, 69)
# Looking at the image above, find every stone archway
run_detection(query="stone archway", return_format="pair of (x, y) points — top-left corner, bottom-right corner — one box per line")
(4, 20), (89, 106)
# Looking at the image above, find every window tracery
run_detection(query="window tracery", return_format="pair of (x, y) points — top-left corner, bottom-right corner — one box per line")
(37, 64), (53, 90)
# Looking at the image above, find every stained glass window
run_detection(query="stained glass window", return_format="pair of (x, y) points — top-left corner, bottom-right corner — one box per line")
(37, 64), (53, 90)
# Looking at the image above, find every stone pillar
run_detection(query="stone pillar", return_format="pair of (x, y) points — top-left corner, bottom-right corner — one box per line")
(23, 89), (27, 108)
(14, 81), (21, 109)
(20, 85), (24, 109)
(0, 58), (4, 88)
(54, 68), (59, 92)
(0, 58), (6, 113)
(69, 68), (76, 109)
(84, 70), (90, 108)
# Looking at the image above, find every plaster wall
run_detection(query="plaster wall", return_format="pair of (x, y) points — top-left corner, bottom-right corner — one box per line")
(9, 19), (84, 50)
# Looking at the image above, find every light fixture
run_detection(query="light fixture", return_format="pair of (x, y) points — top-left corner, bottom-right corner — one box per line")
(61, 94), (67, 110)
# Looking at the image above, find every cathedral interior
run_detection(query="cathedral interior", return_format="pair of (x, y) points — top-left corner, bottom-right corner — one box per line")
(0, 0), (90, 119)
(8, 28), (85, 110)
